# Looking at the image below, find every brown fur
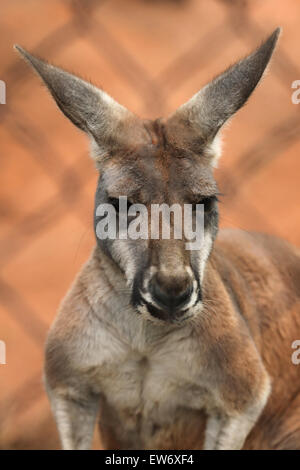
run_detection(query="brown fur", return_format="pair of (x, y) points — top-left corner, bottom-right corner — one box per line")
(44, 231), (300, 449)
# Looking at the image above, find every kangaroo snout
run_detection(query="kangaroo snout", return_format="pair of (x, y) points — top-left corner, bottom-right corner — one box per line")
(149, 272), (194, 313)
(136, 267), (201, 322)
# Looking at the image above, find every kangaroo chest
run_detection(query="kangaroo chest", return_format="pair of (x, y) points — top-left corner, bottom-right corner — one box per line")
(94, 324), (211, 449)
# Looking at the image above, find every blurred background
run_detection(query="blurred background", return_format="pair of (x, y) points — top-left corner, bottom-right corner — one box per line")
(0, 0), (299, 449)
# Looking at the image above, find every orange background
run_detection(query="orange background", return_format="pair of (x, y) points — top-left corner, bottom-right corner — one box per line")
(0, 0), (299, 449)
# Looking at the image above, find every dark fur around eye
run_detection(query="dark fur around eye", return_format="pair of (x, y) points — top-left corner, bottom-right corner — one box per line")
(107, 197), (133, 213)
(193, 195), (219, 212)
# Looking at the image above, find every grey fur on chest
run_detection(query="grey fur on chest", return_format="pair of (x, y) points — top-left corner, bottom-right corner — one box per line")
(78, 307), (213, 445)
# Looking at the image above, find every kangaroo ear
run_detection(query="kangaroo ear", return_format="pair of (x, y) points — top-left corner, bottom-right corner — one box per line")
(14, 46), (147, 160)
(166, 27), (281, 166)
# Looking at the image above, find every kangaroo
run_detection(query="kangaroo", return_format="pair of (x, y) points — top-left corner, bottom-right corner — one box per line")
(15, 28), (300, 450)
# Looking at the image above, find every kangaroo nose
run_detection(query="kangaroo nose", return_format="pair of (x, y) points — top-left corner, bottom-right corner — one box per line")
(150, 273), (193, 312)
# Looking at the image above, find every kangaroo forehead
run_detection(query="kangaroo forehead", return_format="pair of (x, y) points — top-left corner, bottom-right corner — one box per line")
(102, 143), (218, 200)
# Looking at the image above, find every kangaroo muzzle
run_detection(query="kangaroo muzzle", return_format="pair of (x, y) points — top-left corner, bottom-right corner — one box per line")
(134, 265), (201, 322)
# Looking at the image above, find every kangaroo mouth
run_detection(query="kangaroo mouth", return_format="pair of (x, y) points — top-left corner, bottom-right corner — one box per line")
(143, 300), (189, 322)
(133, 290), (202, 324)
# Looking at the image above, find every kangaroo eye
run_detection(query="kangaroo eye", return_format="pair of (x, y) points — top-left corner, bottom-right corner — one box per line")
(193, 196), (218, 213)
(108, 197), (133, 213)
(108, 198), (120, 212)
